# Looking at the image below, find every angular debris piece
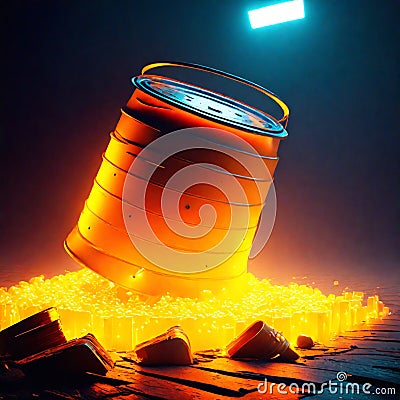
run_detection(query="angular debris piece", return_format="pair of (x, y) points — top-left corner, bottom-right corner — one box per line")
(0, 308), (66, 360)
(16, 333), (114, 376)
(134, 326), (193, 366)
(226, 320), (299, 361)
(0, 308), (113, 376)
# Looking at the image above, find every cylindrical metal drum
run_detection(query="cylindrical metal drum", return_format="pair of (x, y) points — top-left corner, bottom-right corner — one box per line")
(64, 62), (290, 297)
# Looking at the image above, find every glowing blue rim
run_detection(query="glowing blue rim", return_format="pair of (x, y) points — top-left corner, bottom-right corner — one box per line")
(132, 75), (288, 138)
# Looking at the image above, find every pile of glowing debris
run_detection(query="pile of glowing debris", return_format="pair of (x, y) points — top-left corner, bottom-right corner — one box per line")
(0, 269), (390, 351)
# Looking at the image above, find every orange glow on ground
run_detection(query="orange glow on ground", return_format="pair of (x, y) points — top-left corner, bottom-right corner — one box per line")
(0, 268), (389, 352)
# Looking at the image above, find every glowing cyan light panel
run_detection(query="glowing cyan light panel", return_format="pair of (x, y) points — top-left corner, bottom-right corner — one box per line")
(248, 0), (305, 29)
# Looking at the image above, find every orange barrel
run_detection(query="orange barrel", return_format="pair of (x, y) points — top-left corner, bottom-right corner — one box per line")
(65, 62), (290, 297)
(97, 154), (271, 209)
(94, 158), (264, 229)
(115, 108), (161, 146)
(76, 206), (251, 274)
(111, 129), (280, 181)
(105, 131), (278, 204)
(85, 186), (258, 253)
(86, 181), (260, 231)
(65, 225), (255, 297)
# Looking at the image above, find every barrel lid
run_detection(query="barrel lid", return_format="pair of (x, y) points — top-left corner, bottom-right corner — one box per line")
(132, 75), (288, 138)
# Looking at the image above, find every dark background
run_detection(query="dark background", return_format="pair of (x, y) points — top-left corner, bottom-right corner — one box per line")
(1, 0), (399, 285)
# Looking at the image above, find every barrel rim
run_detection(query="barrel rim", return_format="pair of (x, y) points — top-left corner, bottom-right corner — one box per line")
(132, 75), (288, 139)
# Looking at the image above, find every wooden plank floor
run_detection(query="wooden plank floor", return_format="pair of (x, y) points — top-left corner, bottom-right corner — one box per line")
(1, 316), (398, 399)
(1, 302), (399, 399)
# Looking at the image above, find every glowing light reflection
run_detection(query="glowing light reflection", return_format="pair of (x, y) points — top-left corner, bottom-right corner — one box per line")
(248, 0), (305, 29)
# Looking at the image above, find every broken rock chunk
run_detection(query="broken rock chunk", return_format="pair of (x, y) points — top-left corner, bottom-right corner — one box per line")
(134, 326), (193, 366)
(226, 320), (299, 361)
(296, 334), (314, 349)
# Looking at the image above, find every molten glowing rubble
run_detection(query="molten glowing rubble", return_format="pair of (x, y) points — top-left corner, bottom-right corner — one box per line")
(0, 268), (390, 351)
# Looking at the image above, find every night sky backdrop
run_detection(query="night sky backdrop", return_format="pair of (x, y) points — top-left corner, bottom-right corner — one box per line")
(1, 0), (399, 285)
